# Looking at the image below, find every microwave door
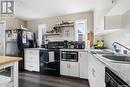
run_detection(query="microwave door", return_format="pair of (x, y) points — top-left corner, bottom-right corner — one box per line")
(61, 52), (67, 60)
(61, 51), (78, 62)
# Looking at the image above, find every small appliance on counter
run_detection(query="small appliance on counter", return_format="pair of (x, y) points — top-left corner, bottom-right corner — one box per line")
(64, 40), (85, 49)
(94, 40), (107, 49)
(63, 40), (68, 49)
(75, 41), (85, 49)
(67, 41), (76, 49)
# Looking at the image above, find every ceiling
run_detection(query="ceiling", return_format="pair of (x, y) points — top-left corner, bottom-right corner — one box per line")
(14, 0), (112, 20)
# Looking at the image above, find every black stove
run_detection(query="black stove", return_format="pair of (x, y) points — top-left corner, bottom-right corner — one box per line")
(40, 41), (64, 76)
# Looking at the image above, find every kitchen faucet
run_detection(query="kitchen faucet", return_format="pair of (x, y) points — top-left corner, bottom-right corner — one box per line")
(112, 42), (130, 54)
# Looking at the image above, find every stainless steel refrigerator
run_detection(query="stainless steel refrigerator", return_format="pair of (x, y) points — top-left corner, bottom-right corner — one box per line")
(5, 29), (35, 71)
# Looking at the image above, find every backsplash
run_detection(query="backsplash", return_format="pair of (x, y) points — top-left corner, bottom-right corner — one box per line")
(103, 29), (130, 50)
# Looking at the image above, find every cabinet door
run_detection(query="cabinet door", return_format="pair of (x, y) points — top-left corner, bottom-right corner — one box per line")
(105, 15), (122, 29)
(87, 52), (105, 87)
(122, 10), (130, 29)
(95, 69), (105, 87)
(90, 65), (96, 87)
(60, 61), (69, 76)
(88, 53), (96, 87)
(79, 52), (88, 79)
(69, 62), (79, 77)
(94, 58), (105, 87)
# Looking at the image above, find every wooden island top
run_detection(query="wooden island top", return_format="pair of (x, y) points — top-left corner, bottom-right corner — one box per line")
(0, 56), (22, 65)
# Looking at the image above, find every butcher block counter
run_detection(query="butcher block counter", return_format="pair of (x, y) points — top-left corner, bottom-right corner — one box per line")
(0, 56), (22, 87)
(0, 56), (22, 65)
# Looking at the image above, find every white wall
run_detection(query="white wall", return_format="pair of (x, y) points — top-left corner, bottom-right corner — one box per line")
(0, 16), (26, 30)
(27, 11), (93, 41)
(103, 29), (130, 49)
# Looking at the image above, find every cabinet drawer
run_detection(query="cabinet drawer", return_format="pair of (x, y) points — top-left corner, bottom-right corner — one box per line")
(25, 55), (39, 62)
(25, 60), (39, 67)
(25, 50), (39, 55)
(25, 52), (39, 57)
(25, 63), (39, 72)
(25, 58), (39, 63)
(25, 63), (34, 71)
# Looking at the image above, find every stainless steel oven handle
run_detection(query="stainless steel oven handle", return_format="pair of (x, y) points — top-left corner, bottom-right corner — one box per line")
(69, 53), (77, 55)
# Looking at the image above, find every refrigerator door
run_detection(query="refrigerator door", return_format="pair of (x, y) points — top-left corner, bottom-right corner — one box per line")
(6, 42), (19, 56)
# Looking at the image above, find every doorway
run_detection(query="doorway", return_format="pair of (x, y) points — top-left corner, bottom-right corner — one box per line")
(0, 21), (6, 56)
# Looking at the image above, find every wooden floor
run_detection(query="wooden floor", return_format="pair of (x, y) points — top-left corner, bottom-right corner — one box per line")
(19, 71), (89, 87)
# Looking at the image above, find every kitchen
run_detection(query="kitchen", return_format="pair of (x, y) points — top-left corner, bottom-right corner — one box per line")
(0, 0), (130, 87)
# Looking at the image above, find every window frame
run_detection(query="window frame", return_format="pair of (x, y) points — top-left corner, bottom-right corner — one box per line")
(75, 19), (87, 48)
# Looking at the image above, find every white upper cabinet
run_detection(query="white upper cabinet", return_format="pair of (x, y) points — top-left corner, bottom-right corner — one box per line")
(94, 0), (117, 35)
(122, 10), (130, 29)
(104, 15), (122, 29)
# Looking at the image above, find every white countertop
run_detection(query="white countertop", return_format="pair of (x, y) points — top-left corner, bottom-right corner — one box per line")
(88, 49), (130, 85)
(60, 49), (88, 52)
(25, 48), (88, 52)
(25, 48), (47, 50)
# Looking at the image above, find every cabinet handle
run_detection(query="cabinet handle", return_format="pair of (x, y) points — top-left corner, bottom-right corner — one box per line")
(80, 53), (81, 58)
(67, 63), (70, 68)
(68, 64), (70, 68)
(67, 63), (69, 68)
(92, 68), (95, 77)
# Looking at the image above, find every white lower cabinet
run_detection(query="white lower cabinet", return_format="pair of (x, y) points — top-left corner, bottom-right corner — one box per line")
(79, 52), (88, 79)
(60, 61), (79, 77)
(60, 51), (88, 78)
(88, 52), (105, 87)
(24, 49), (40, 72)
(88, 64), (96, 87)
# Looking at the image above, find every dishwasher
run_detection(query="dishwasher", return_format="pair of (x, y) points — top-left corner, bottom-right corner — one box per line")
(105, 67), (129, 87)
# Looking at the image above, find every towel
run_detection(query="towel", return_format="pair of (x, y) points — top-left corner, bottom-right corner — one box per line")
(49, 52), (55, 62)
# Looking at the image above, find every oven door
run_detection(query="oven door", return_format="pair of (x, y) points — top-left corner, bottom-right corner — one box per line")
(61, 51), (78, 62)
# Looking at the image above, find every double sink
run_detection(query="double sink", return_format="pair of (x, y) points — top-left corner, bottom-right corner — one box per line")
(93, 49), (130, 63)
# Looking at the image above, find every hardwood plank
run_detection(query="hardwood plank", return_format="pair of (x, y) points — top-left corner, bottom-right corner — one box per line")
(19, 71), (89, 87)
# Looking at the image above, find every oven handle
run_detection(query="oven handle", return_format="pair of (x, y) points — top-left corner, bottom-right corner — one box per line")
(61, 52), (77, 55)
